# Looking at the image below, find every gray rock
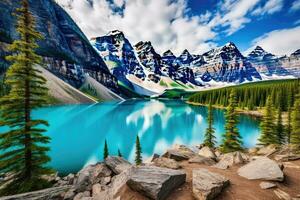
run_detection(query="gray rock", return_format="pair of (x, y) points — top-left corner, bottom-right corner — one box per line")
(214, 151), (246, 169)
(0, 186), (71, 200)
(274, 154), (300, 162)
(257, 144), (278, 156)
(105, 156), (132, 174)
(238, 157), (284, 181)
(127, 166), (186, 200)
(162, 144), (196, 161)
(63, 188), (76, 200)
(259, 182), (277, 189)
(75, 163), (112, 192)
(152, 157), (181, 169)
(144, 154), (160, 164)
(188, 155), (216, 165)
(74, 191), (91, 200)
(192, 169), (229, 200)
(198, 147), (216, 160)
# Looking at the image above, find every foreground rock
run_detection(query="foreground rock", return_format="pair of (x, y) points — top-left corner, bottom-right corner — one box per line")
(162, 144), (196, 161)
(152, 157), (181, 169)
(274, 189), (292, 200)
(198, 147), (216, 160)
(127, 166), (186, 200)
(105, 156), (132, 175)
(274, 154), (300, 162)
(259, 182), (277, 189)
(257, 144), (278, 156)
(188, 155), (216, 165)
(0, 186), (71, 200)
(238, 157), (284, 181)
(214, 151), (247, 169)
(74, 163), (112, 192)
(192, 169), (229, 200)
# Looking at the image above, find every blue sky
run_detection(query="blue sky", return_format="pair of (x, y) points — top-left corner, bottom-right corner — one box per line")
(58, 0), (300, 56)
(187, 0), (300, 53)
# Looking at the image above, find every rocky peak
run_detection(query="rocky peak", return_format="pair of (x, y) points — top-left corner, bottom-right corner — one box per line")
(163, 50), (175, 57)
(178, 49), (193, 64)
(247, 46), (275, 61)
(291, 49), (300, 57)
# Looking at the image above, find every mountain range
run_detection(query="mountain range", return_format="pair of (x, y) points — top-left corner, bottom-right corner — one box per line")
(0, 0), (299, 100)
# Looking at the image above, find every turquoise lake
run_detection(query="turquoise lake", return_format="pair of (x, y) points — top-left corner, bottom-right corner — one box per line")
(0, 100), (261, 174)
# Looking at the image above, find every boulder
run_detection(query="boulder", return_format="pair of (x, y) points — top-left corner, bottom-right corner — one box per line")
(127, 166), (186, 200)
(188, 155), (216, 166)
(214, 151), (246, 169)
(198, 147), (216, 160)
(105, 156), (132, 175)
(192, 169), (229, 200)
(74, 191), (91, 200)
(0, 186), (71, 200)
(63, 188), (76, 200)
(238, 157), (284, 181)
(248, 147), (259, 154)
(259, 182), (277, 189)
(152, 157), (181, 169)
(257, 144), (278, 156)
(93, 167), (133, 200)
(274, 154), (300, 162)
(162, 145), (196, 161)
(144, 154), (160, 164)
(75, 163), (112, 192)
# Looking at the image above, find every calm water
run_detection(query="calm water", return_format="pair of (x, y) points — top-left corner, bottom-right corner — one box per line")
(0, 100), (261, 174)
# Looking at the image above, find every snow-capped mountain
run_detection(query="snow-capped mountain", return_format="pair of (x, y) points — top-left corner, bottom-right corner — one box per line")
(247, 46), (290, 76)
(194, 42), (262, 83)
(90, 30), (299, 96)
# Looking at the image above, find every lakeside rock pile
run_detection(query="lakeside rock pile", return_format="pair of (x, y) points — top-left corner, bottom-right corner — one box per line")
(0, 144), (299, 200)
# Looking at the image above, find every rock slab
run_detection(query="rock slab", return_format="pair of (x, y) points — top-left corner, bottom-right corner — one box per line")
(259, 182), (277, 189)
(214, 151), (246, 169)
(153, 157), (181, 169)
(127, 166), (186, 200)
(105, 156), (132, 175)
(192, 169), (229, 200)
(198, 147), (216, 160)
(188, 155), (216, 165)
(238, 157), (284, 181)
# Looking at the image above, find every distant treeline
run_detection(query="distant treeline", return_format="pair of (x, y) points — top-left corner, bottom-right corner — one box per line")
(189, 79), (300, 111)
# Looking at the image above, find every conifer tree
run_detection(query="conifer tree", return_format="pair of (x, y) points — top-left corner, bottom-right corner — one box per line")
(286, 107), (292, 144)
(0, 0), (52, 194)
(103, 139), (109, 159)
(204, 103), (216, 148)
(118, 148), (122, 157)
(220, 90), (243, 153)
(258, 96), (278, 146)
(135, 135), (142, 165)
(276, 108), (285, 144)
(291, 97), (300, 146)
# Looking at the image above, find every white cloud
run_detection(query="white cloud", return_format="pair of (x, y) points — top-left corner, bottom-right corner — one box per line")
(248, 26), (300, 55)
(291, 0), (300, 11)
(252, 0), (284, 15)
(56, 0), (217, 55)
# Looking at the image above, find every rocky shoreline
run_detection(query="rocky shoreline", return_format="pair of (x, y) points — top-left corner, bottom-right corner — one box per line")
(0, 144), (300, 200)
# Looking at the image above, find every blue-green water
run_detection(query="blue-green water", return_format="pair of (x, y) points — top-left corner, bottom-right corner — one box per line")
(0, 100), (261, 174)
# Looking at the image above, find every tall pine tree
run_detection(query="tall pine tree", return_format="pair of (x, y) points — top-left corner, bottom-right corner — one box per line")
(291, 97), (300, 147)
(0, 0), (52, 194)
(220, 90), (243, 153)
(286, 107), (292, 144)
(204, 103), (216, 148)
(258, 96), (278, 146)
(276, 108), (285, 144)
(135, 135), (142, 165)
(103, 139), (109, 159)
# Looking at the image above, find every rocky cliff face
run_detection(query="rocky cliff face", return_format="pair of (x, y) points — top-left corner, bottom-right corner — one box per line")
(0, 0), (118, 92)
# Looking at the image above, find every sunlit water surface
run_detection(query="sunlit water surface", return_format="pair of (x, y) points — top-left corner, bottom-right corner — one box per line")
(0, 100), (261, 174)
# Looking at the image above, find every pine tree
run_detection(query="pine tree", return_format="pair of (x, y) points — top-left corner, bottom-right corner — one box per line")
(0, 0), (52, 195)
(286, 107), (292, 144)
(135, 135), (142, 165)
(276, 108), (285, 144)
(291, 97), (300, 146)
(204, 103), (216, 148)
(258, 96), (278, 146)
(118, 149), (122, 157)
(220, 90), (243, 153)
(103, 139), (109, 159)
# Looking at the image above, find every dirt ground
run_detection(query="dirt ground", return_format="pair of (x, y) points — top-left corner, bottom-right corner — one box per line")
(121, 160), (300, 200)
